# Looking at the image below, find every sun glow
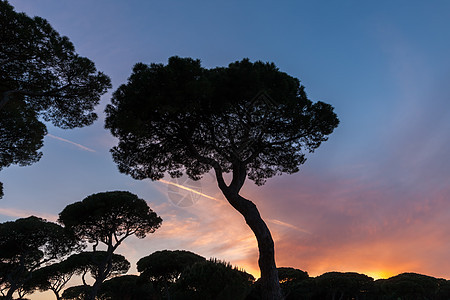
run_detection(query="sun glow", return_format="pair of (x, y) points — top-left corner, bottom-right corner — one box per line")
(366, 270), (394, 280)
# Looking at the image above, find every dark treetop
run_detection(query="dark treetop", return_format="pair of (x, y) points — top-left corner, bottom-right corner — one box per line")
(137, 250), (206, 283)
(58, 191), (161, 300)
(0, 1), (111, 197)
(0, 216), (80, 299)
(58, 191), (162, 250)
(105, 56), (339, 186)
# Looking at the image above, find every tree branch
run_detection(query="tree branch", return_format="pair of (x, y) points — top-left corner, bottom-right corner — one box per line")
(181, 131), (228, 191)
(0, 84), (74, 110)
(81, 269), (88, 286)
(0, 90), (16, 110)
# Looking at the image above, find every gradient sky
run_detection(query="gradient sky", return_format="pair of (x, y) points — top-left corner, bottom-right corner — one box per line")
(2, 1), (450, 298)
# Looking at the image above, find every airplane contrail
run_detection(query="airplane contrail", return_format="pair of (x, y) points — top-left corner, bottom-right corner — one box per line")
(47, 134), (96, 152)
(268, 219), (311, 234)
(159, 179), (222, 202)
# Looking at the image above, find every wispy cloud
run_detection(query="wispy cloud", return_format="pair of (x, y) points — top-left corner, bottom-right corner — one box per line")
(0, 207), (58, 222)
(47, 134), (96, 152)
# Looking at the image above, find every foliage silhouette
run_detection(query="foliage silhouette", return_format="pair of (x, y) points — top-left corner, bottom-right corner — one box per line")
(25, 257), (83, 300)
(2, 241), (450, 300)
(0, 216), (80, 300)
(105, 56), (339, 299)
(171, 258), (254, 300)
(371, 272), (450, 300)
(0, 0), (111, 198)
(277, 267), (309, 299)
(55, 252), (130, 300)
(69, 252), (130, 285)
(61, 285), (91, 300)
(58, 191), (162, 300)
(278, 267), (309, 284)
(98, 275), (157, 300)
(137, 250), (205, 299)
(314, 272), (374, 300)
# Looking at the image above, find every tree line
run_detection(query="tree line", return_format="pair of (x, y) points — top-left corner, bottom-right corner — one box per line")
(0, 191), (162, 300)
(1, 195), (450, 300)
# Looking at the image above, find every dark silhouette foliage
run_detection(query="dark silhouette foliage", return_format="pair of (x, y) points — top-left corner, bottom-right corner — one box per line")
(171, 258), (254, 300)
(137, 250), (206, 282)
(61, 285), (91, 300)
(98, 275), (157, 300)
(65, 252), (130, 286)
(371, 272), (450, 300)
(56, 253), (130, 300)
(137, 250), (205, 299)
(59, 191), (162, 246)
(277, 267), (310, 299)
(58, 191), (162, 300)
(314, 272), (374, 300)
(3, 242), (450, 300)
(105, 57), (338, 185)
(26, 261), (78, 300)
(278, 267), (309, 284)
(105, 56), (339, 299)
(0, 216), (80, 300)
(0, 0), (111, 198)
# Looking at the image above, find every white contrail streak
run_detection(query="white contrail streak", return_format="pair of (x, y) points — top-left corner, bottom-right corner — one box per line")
(159, 179), (222, 202)
(268, 219), (311, 234)
(47, 134), (96, 152)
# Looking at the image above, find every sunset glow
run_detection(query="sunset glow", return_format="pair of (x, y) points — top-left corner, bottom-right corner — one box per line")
(2, 1), (450, 299)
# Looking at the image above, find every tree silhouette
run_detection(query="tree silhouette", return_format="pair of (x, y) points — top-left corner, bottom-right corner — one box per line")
(276, 267), (309, 299)
(171, 258), (254, 300)
(105, 56), (339, 298)
(98, 275), (156, 300)
(173, 259), (255, 300)
(28, 252), (129, 300)
(27, 262), (74, 300)
(0, 1), (111, 198)
(71, 252), (130, 286)
(58, 191), (162, 300)
(61, 285), (90, 300)
(314, 272), (374, 300)
(0, 216), (80, 300)
(373, 273), (445, 300)
(137, 250), (205, 299)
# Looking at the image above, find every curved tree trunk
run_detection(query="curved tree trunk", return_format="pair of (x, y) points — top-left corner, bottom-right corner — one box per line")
(195, 150), (283, 299)
(222, 191), (283, 300)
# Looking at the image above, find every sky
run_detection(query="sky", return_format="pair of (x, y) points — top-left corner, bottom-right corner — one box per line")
(2, 0), (450, 298)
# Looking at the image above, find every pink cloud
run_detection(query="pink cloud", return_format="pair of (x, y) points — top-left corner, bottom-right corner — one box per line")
(0, 207), (58, 222)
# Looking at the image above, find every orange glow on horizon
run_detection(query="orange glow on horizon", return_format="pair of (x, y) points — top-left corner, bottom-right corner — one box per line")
(365, 270), (395, 280)
(152, 174), (450, 283)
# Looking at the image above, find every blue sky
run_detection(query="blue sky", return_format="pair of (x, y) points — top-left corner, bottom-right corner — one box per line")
(2, 1), (450, 298)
